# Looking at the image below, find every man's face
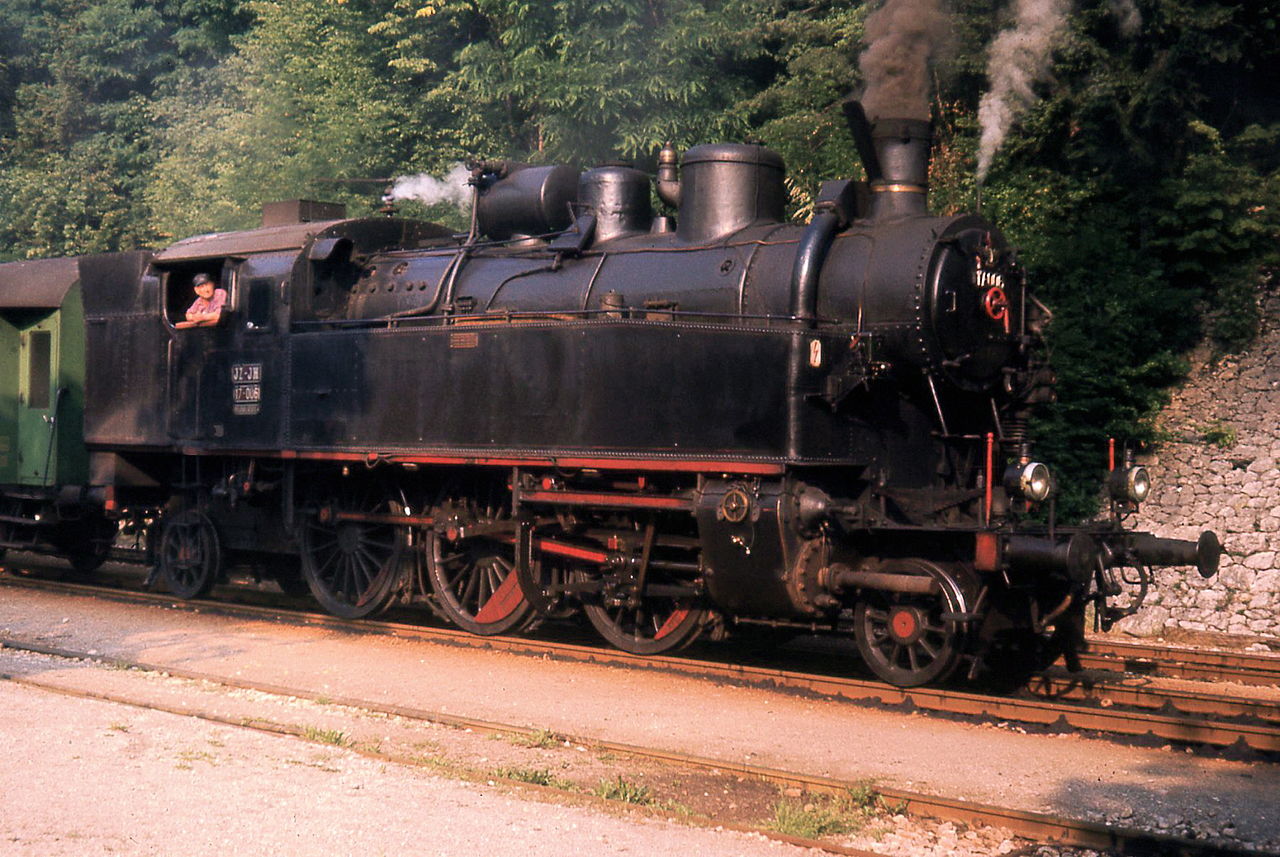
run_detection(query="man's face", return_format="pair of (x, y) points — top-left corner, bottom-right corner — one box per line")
(195, 281), (215, 299)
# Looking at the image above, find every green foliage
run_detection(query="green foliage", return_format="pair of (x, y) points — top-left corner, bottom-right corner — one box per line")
(379, 0), (762, 164)
(770, 785), (887, 839)
(0, 0), (1277, 522)
(492, 766), (574, 789)
(147, 0), (419, 238)
(510, 727), (562, 749)
(1152, 121), (1280, 351)
(300, 725), (351, 746)
(963, 0), (1280, 518)
(0, 0), (253, 257)
(1200, 420), (1237, 449)
(593, 775), (653, 804)
(731, 1), (866, 215)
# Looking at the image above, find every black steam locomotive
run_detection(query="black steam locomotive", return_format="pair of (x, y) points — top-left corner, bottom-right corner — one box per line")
(0, 100), (1219, 687)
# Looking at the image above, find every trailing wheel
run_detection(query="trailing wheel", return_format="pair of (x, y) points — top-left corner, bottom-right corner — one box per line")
(853, 558), (973, 687)
(425, 528), (536, 635)
(300, 490), (406, 619)
(157, 509), (221, 599)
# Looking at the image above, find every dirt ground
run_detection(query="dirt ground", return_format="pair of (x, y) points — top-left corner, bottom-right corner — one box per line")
(2, 573), (1276, 855)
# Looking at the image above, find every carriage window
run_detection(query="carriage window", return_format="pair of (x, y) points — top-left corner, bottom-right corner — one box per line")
(245, 277), (273, 330)
(27, 331), (51, 409)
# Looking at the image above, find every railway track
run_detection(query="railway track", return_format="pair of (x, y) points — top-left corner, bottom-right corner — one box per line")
(0, 636), (1262, 857)
(1082, 639), (1280, 687)
(4, 567), (1280, 755)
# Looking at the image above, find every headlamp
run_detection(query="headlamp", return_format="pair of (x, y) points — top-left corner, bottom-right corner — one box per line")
(1109, 465), (1151, 504)
(1004, 461), (1052, 503)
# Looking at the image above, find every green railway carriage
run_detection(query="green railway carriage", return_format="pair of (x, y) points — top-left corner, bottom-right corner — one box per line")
(0, 257), (89, 488)
(0, 256), (110, 569)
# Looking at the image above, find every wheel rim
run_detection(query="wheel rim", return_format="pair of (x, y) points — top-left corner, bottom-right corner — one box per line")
(300, 493), (405, 619)
(427, 533), (535, 635)
(853, 559), (970, 687)
(579, 568), (705, 655)
(159, 510), (220, 599)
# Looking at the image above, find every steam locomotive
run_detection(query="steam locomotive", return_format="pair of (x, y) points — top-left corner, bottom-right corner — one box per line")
(0, 99), (1220, 687)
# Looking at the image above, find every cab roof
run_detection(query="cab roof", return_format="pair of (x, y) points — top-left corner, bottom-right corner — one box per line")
(0, 256), (81, 309)
(152, 220), (347, 264)
(152, 218), (456, 264)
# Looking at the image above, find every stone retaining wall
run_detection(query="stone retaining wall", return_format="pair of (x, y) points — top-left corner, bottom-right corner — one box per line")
(1117, 293), (1280, 641)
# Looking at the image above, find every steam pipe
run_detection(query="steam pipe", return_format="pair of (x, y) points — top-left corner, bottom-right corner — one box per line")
(789, 210), (841, 325)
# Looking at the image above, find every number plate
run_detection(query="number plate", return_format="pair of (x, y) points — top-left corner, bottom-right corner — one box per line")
(231, 363), (263, 415)
(233, 383), (261, 403)
(231, 363), (262, 383)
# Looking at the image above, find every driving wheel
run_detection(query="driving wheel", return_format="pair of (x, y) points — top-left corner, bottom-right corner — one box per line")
(425, 528), (537, 636)
(300, 492), (406, 619)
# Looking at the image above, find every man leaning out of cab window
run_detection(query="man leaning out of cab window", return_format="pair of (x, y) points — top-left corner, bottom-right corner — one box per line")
(176, 273), (227, 329)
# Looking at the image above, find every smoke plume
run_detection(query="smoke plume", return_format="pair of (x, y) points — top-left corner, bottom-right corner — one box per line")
(1109, 0), (1141, 36)
(858, 0), (952, 121)
(389, 163), (472, 209)
(975, 0), (1072, 182)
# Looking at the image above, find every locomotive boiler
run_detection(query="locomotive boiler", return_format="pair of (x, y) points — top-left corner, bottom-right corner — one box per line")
(0, 98), (1220, 687)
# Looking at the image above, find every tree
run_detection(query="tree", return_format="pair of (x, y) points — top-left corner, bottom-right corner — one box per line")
(377, 0), (763, 165)
(147, 0), (419, 238)
(0, 0), (251, 258)
(963, 0), (1280, 517)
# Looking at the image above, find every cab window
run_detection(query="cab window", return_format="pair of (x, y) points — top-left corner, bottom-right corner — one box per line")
(164, 265), (229, 329)
(244, 277), (273, 330)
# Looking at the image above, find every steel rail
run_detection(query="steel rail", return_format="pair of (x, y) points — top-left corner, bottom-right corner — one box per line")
(0, 638), (1260, 857)
(1028, 671), (1280, 724)
(3, 572), (1280, 753)
(1083, 640), (1280, 687)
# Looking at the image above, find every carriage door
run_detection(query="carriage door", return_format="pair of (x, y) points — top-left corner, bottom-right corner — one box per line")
(16, 314), (60, 485)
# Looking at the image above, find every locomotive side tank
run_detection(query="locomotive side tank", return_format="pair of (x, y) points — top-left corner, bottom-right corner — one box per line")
(2, 99), (1220, 687)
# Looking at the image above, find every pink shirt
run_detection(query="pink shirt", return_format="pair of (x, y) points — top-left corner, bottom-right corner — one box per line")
(186, 288), (227, 317)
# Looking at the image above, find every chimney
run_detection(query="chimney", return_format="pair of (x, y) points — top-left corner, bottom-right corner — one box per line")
(869, 117), (931, 219)
(842, 98), (931, 220)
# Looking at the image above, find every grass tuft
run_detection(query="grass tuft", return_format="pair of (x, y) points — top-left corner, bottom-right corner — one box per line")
(593, 775), (653, 805)
(506, 727), (562, 748)
(770, 783), (889, 840)
(300, 725), (350, 746)
(492, 766), (574, 789)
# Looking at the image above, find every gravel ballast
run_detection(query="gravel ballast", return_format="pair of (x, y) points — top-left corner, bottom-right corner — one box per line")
(2, 579), (1276, 854)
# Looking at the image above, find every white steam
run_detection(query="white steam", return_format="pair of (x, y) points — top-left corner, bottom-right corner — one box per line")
(975, 0), (1072, 183)
(390, 163), (472, 209)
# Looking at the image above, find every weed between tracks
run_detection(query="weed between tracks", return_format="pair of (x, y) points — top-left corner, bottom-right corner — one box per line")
(593, 775), (654, 804)
(300, 725), (351, 746)
(492, 766), (575, 790)
(510, 728), (563, 749)
(769, 782), (896, 839)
